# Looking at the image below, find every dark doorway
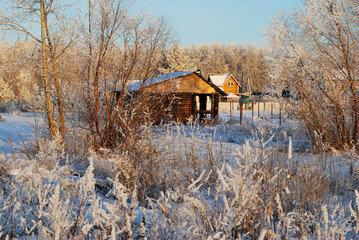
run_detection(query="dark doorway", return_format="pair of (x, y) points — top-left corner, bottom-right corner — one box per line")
(193, 93), (219, 122)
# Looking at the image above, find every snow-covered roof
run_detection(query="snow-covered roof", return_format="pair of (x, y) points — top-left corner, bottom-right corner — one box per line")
(114, 71), (227, 96)
(223, 93), (240, 99)
(209, 74), (240, 87)
(209, 74), (231, 87)
(128, 71), (194, 91)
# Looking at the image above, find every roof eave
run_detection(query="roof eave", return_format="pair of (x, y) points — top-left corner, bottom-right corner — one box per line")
(227, 74), (241, 88)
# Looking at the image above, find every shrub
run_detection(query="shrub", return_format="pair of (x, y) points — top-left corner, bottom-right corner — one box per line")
(1, 116), (357, 239)
(0, 100), (33, 113)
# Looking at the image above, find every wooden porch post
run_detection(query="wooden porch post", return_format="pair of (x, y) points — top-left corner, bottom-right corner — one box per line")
(192, 93), (196, 121)
(211, 93), (215, 119)
(199, 95), (206, 121)
(214, 94), (219, 120)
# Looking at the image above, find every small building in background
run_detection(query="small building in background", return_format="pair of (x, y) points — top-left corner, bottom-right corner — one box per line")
(208, 74), (241, 99)
(208, 74), (241, 111)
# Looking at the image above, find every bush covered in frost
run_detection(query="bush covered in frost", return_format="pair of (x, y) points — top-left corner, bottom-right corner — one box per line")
(0, 122), (358, 239)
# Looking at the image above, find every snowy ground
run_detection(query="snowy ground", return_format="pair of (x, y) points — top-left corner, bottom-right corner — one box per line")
(0, 110), (356, 239)
(220, 109), (281, 123)
(0, 110), (300, 153)
(0, 112), (41, 153)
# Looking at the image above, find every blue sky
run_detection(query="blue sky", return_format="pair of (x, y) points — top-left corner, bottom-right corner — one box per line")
(134, 0), (298, 46)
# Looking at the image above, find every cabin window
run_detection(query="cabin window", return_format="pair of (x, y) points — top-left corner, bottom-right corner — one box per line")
(228, 81), (234, 87)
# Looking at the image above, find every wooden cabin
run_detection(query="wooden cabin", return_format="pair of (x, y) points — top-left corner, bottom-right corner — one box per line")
(208, 74), (241, 100)
(126, 71), (226, 123)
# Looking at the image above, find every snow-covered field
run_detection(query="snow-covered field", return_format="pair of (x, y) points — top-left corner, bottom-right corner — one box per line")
(0, 111), (358, 239)
(0, 112), (41, 153)
(0, 110), (284, 153)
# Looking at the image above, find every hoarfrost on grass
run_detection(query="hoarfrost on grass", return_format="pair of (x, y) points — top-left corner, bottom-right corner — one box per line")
(0, 111), (358, 239)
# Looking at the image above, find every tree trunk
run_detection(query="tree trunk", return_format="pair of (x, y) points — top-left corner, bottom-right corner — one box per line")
(40, 0), (57, 140)
(44, 18), (66, 141)
(351, 85), (358, 146)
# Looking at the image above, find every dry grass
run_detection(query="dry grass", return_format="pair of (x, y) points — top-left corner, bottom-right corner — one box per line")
(5, 118), (357, 238)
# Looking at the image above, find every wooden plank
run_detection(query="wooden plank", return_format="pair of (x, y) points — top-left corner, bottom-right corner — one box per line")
(172, 100), (191, 104)
(173, 105), (192, 111)
(176, 113), (192, 117)
(174, 103), (192, 107)
(173, 110), (191, 114)
(173, 102), (191, 106)
(174, 110), (192, 115)
(179, 98), (193, 101)
(176, 95), (193, 99)
(194, 110), (213, 114)
(175, 114), (192, 122)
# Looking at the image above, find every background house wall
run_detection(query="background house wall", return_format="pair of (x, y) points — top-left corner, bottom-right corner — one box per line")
(222, 76), (240, 94)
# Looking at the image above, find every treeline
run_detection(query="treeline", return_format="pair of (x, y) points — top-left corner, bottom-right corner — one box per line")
(158, 42), (270, 93)
(0, 38), (271, 148)
(182, 43), (269, 93)
(0, 41), (270, 102)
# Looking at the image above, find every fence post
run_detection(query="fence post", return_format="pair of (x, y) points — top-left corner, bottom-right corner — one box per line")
(240, 101), (243, 125)
(258, 101), (260, 118)
(252, 101), (254, 119)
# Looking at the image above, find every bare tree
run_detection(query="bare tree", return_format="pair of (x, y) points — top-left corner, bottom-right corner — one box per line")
(0, 0), (74, 141)
(73, 0), (174, 149)
(39, 0), (58, 139)
(265, 0), (359, 150)
(0, 77), (14, 102)
(159, 43), (196, 73)
(0, 41), (38, 101)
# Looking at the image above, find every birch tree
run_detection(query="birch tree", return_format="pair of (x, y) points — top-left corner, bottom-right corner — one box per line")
(265, 0), (359, 150)
(0, 0), (73, 141)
